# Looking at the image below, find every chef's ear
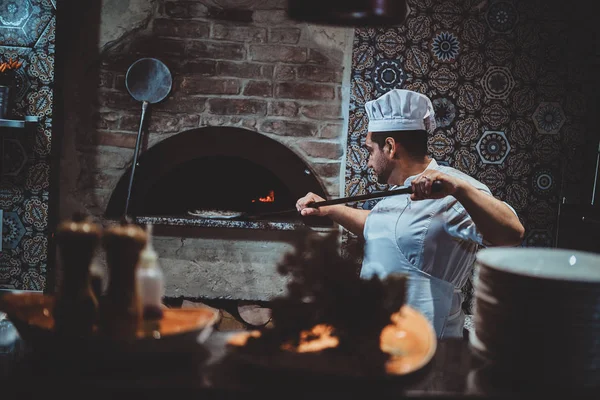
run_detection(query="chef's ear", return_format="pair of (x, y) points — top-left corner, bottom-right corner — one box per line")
(385, 137), (395, 156)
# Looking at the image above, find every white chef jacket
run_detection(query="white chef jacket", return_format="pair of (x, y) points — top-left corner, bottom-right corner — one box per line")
(360, 159), (515, 338)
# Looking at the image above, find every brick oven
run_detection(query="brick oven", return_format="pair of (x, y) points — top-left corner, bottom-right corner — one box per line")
(71, 1), (354, 309)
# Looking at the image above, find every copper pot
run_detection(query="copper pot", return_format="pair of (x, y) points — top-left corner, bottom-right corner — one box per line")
(287, 0), (408, 26)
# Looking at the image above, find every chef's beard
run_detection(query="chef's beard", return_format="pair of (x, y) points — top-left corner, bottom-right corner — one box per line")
(376, 169), (390, 185)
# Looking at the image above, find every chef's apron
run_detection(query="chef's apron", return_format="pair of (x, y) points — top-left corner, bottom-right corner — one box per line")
(360, 197), (461, 338)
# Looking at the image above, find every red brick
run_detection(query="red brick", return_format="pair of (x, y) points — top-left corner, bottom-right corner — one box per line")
(301, 104), (342, 120)
(307, 48), (342, 65)
(179, 77), (241, 95)
(318, 123), (345, 139)
(97, 91), (139, 111)
(208, 98), (267, 116)
(298, 140), (343, 159)
(297, 65), (340, 83)
(212, 24), (267, 43)
(187, 41), (245, 60)
(269, 28), (301, 44)
(244, 80), (273, 97)
(262, 64), (274, 78)
(154, 18), (210, 38)
(147, 113), (185, 133)
(119, 113), (147, 132)
(182, 60), (217, 75)
(189, 3), (209, 17)
(274, 65), (296, 81)
(311, 162), (341, 178)
(98, 70), (114, 88)
(268, 101), (299, 117)
(260, 119), (317, 137)
(275, 82), (335, 101)
(151, 94), (207, 113)
(249, 45), (306, 63)
(164, 1), (189, 18)
(115, 74), (126, 90)
(77, 169), (122, 190)
(134, 38), (187, 57)
(253, 10), (288, 24)
(93, 111), (120, 130)
(217, 61), (263, 78)
(95, 131), (138, 148)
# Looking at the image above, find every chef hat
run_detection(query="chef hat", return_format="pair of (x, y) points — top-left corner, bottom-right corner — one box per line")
(365, 89), (436, 134)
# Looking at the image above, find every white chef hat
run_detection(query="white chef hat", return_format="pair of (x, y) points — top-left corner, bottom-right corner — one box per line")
(365, 89), (436, 134)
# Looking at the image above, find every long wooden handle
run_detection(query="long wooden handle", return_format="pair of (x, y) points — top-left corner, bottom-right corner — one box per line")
(308, 180), (443, 208)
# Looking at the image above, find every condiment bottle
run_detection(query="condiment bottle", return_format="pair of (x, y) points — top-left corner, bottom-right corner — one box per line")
(136, 224), (165, 320)
(54, 213), (102, 337)
(99, 218), (147, 340)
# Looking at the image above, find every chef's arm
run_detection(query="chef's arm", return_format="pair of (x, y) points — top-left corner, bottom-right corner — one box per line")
(453, 184), (525, 247)
(297, 191), (370, 237)
(320, 205), (370, 238)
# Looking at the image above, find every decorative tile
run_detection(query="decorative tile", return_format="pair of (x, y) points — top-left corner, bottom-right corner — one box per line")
(26, 85), (53, 116)
(34, 14), (54, 51)
(431, 30), (460, 63)
(1, 138), (28, 176)
(453, 148), (478, 176)
(429, 131), (454, 159)
(524, 229), (553, 247)
(531, 166), (557, 197)
(532, 102), (565, 135)
(0, 0), (54, 48)
(485, 0), (519, 34)
(0, 182), (24, 209)
(480, 66), (515, 100)
(2, 211), (25, 249)
(432, 96), (457, 128)
(25, 161), (50, 193)
(22, 233), (47, 265)
(27, 48), (53, 85)
(23, 196), (47, 231)
(504, 182), (528, 211)
(476, 131), (511, 165)
(372, 59), (407, 94)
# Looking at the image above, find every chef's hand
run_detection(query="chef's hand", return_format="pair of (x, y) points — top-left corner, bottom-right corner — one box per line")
(296, 192), (328, 217)
(411, 171), (461, 201)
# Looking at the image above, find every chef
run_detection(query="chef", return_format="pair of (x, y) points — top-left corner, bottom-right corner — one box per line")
(296, 89), (525, 338)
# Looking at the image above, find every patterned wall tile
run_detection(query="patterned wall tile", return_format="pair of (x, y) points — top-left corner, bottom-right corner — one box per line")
(0, 0), (55, 291)
(0, 0), (54, 47)
(345, 0), (589, 254)
(2, 211), (25, 249)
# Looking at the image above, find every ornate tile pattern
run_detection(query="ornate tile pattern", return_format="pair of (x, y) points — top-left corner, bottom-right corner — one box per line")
(0, 1), (55, 290)
(344, 0), (590, 310)
(345, 0), (587, 242)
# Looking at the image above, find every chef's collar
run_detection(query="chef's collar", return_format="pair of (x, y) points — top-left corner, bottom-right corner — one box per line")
(391, 158), (439, 189)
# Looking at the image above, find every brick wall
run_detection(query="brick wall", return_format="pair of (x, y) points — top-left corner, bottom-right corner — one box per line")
(59, 1), (353, 301)
(73, 0), (353, 218)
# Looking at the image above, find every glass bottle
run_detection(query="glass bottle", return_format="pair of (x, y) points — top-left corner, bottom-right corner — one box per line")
(136, 224), (165, 320)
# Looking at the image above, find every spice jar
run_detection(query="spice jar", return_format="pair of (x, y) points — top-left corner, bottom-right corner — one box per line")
(54, 213), (102, 337)
(98, 218), (147, 340)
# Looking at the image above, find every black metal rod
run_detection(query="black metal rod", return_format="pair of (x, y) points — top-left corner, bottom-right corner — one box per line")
(242, 181), (442, 219)
(124, 100), (148, 217)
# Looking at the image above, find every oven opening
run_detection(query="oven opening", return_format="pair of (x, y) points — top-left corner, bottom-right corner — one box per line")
(143, 155), (296, 218)
(104, 126), (334, 228)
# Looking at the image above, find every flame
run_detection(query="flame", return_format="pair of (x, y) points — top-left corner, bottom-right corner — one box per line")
(252, 190), (275, 203)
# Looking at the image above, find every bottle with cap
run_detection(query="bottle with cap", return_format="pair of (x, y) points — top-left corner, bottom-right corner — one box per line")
(137, 224), (165, 320)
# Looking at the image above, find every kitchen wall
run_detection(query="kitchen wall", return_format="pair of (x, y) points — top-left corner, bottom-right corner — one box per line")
(0, 0), (56, 291)
(53, 0), (353, 298)
(1, 0), (597, 292)
(345, 0), (596, 249)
